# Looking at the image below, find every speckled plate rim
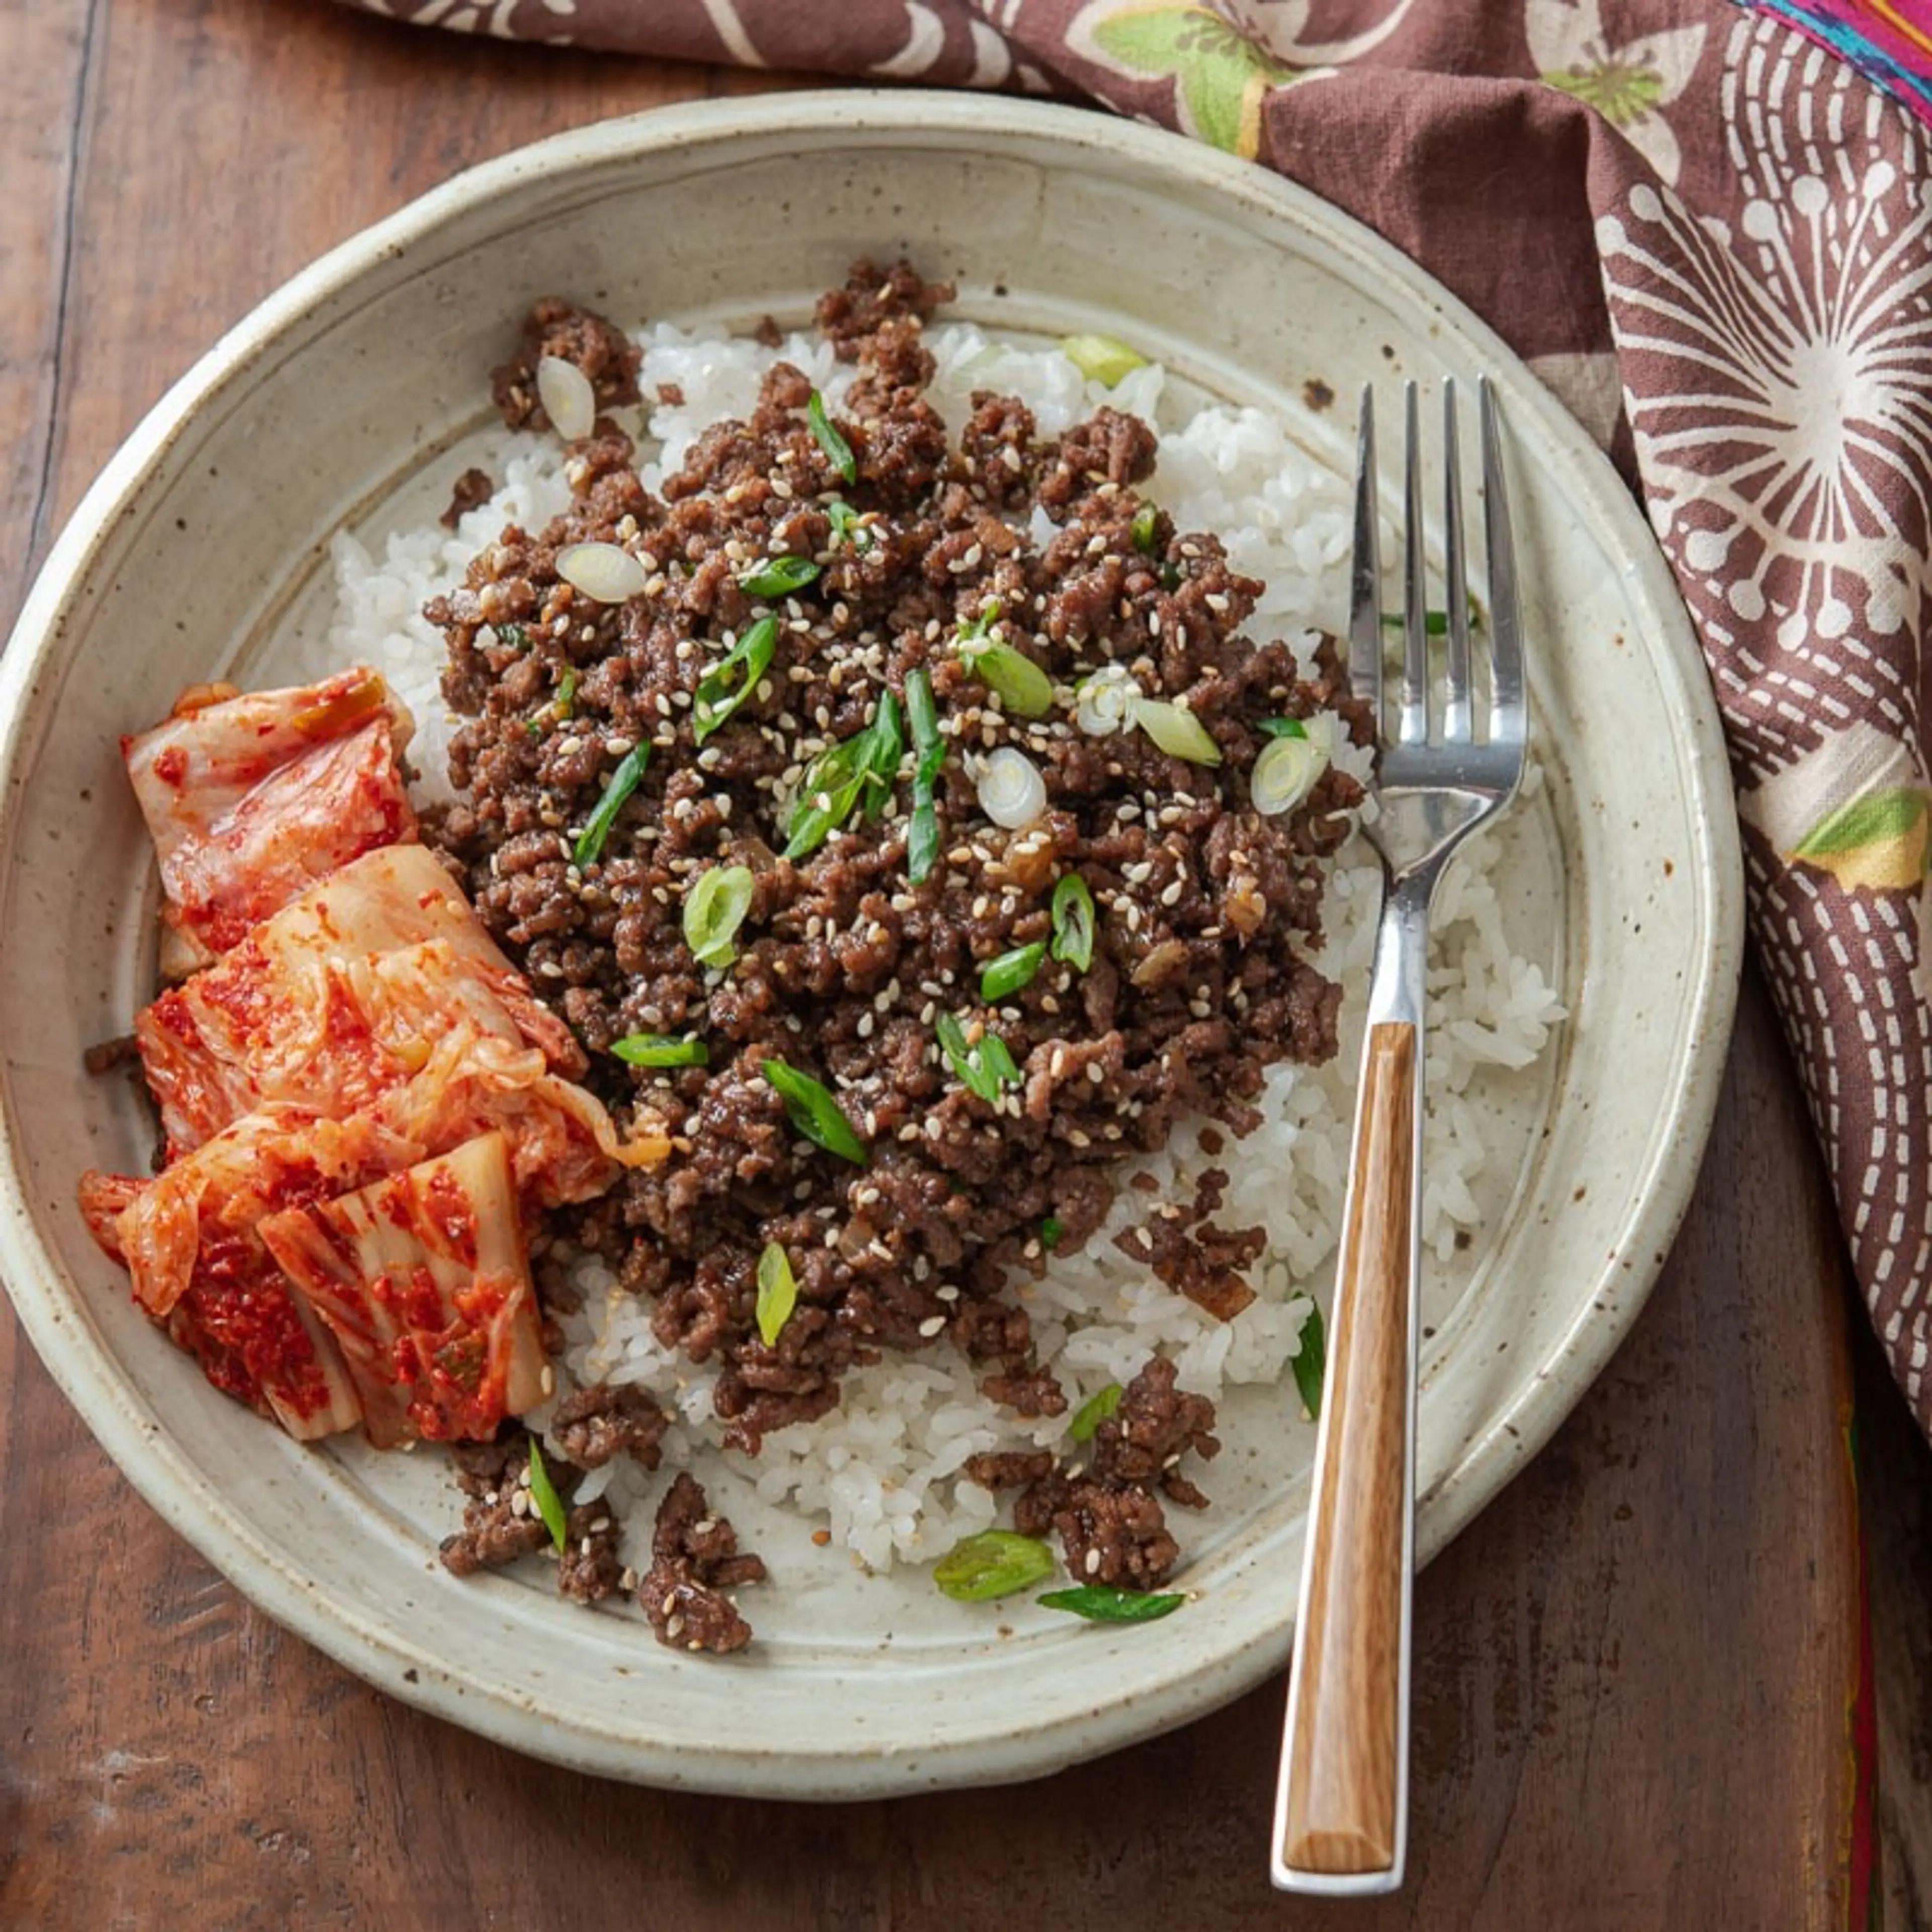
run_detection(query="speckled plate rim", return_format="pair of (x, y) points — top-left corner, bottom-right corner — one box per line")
(0, 90), (1744, 1795)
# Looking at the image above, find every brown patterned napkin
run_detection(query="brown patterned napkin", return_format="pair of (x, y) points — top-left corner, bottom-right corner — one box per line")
(340, 0), (1932, 1439)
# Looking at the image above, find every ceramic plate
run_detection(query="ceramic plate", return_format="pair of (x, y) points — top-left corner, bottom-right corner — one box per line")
(0, 93), (1741, 1796)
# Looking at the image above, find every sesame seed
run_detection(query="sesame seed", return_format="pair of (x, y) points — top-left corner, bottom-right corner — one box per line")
(918, 1315), (947, 1338)
(1084, 1548), (1102, 1576)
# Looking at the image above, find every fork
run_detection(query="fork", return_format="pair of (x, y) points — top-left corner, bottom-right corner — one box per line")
(1270, 378), (1526, 1895)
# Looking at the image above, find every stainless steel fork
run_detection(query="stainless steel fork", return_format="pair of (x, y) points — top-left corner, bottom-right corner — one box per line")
(1270, 379), (1527, 1895)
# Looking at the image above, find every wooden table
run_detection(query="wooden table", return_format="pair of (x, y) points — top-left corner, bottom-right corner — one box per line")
(0, 6), (1872, 1924)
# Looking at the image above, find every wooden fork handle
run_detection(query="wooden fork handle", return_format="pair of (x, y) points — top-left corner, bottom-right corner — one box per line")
(1276, 1018), (1416, 1883)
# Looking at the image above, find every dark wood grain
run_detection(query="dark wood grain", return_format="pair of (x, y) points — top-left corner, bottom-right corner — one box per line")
(0, 4), (1873, 1925)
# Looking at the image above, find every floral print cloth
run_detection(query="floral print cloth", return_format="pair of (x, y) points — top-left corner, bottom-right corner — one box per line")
(336, 0), (1932, 1440)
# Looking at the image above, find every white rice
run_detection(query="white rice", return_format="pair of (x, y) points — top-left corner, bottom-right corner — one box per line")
(320, 319), (1564, 1576)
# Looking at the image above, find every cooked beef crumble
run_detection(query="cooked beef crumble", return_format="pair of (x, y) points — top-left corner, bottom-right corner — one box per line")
(427, 262), (1370, 1610)
(973, 1356), (1219, 1588)
(640, 1472), (767, 1654)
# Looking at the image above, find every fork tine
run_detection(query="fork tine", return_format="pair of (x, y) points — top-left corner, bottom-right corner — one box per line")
(1441, 382), (1472, 743)
(1479, 377), (1524, 748)
(1348, 387), (1383, 718)
(1399, 383), (1428, 746)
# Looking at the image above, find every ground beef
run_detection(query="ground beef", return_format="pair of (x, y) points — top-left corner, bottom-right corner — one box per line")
(1016, 1470), (1182, 1589)
(437, 1431), (558, 1577)
(491, 297), (643, 433)
(556, 1497), (626, 1604)
(1112, 1168), (1267, 1322)
(440, 466), (495, 530)
(1001, 1356), (1219, 1587)
(427, 262), (1370, 1472)
(436, 1428), (627, 1603)
(638, 1472), (766, 1654)
(548, 1382), (668, 1471)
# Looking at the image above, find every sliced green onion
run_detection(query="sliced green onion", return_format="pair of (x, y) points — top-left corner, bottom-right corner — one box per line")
(1250, 731), (1330, 817)
(808, 389), (858, 485)
(1050, 873), (1096, 972)
(1040, 1216), (1066, 1251)
(1257, 716), (1309, 740)
(933, 1529), (1056, 1602)
(1068, 1382), (1122, 1443)
(958, 640), (1054, 718)
(1292, 1300), (1327, 1421)
(905, 667), (945, 886)
(957, 600), (1002, 645)
(974, 747), (1047, 831)
(1073, 665), (1141, 737)
(525, 1438), (569, 1554)
(556, 540), (649, 604)
(738, 555), (822, 599)
(493, 622), (530, 653)
(859, 690), (903, 824)
(762, 1059), (868, 1165)
(527, 667), (580, 737)
(1061, 333), (1149, 387)
(573, 744), (650, 869)
(979, 941), (1045, 1003)
(682, 862), (755, 969)
(1129, 503), (1161, 554)
(825, 499), (872, 552)
(755, 1241), (798, 1348)
(536, 355), (597, 441)
(609, 1033), (709, 1069)
(784, 694), (903, 859)
(935, 1011), (1022, 1102)
(1129, 697), (1222, 766)
(693, 615), (777, 746)
(1383, 608), (1452, 636)
(1037, 1585), (1185, 1623)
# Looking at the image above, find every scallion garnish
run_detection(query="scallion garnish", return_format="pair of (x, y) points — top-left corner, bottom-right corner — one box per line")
(1129, 503), (1160, 555)
(1257, 716), (1309, 740)
(1040, 1216), (1066, 1251)
(1250, 731), (1329, 817)
(959, 640), (1055, 717)
(935, 1011), (1022, 1102)
(609, 1033), (710, 1069)
(738, 555), (822, 599)
(784, 693), (903, 859)
(808, 389), (858, 485)
(1128, 696), (1222, 766)
(1060, 333), (1149, 387)
(693, 615), (778, 746)
(525, 1438), (569, 1554)
(979, 940), (1045, 1003)
(1292, 1300), (1327, 1421)
(755, 1241), (798, 1347)
(1050, 873), (1096, 972)
(1381, 599), (1488, 637)
(1068, 1382), (1122, 1443)
(932, 1529), (1056, 1602)
(556, 540), (649, 604)
(860, 691), (903, 823)
(762, 1059), (869, 1164)
(494, 622), (530, 652)
(1037, 1585), (1185, 1623)
(682, 862), (755, 969)
(825, 498), (872, 552)
(572, 743), (650, 869)
(905, 667), (945, 886)
(954, 601), (1054, 718)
